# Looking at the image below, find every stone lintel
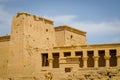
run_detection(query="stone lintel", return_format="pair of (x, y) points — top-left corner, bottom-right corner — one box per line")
(54, 43), (120, 50)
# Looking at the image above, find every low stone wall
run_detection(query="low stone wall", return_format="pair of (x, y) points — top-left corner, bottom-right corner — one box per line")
(1, 68), (120, 80)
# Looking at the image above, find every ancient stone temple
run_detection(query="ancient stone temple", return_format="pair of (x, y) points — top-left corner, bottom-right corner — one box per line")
(0, 12), (120, 80)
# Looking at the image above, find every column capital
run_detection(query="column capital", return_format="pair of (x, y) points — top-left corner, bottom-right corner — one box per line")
(48, 58), (53, 63)
(48, 58), (53, 60)
(82, 57), (88, 61)
(104, 56), (111, 60)
(93, 56), (99, 61)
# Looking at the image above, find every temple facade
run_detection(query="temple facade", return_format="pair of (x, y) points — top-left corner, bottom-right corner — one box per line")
(0, 12), (120, 80)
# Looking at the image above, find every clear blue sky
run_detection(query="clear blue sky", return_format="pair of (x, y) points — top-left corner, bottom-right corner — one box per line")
(0, 0), (120, 44)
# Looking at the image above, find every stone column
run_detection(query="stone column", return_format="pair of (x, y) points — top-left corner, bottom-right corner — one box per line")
(104, 49), (110, 68)
(83, 50), (88, 68)
(70, 50), (80, 70)
(116, 48), (120, 67)
(60, 51), (64, 58)
(83, 57), (88, 68)
(48, 51), (53, 69)
(71, 50), (75, 57)
(93, 50), (99, 68)
(59, 51), (66, 63)
(59, 51), (66, 73)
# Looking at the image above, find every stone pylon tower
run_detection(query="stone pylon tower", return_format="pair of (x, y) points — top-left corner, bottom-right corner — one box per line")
(8, 12), (56, 77)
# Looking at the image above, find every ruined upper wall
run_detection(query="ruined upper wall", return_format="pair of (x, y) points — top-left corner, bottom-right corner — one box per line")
(8, 12), (56, 77)
(16, 12), (53, 25)
(11, 12), (56, 50)
(0, 35), (10, 42)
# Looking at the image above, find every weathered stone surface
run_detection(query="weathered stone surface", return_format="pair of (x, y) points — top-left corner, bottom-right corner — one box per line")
(0, 12), (120, 80)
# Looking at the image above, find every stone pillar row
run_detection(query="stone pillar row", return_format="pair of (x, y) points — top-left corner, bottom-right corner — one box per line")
(48, 48), (120, 68)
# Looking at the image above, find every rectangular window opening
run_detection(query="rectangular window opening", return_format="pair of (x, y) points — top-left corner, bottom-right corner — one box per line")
(64, 52), (71, 57)
(98, 50), (105, 67)
(75, 51), (83, 68)
(42, 53), (49, 67)
(53, 53), (59, 68)
(87, 51), (94, 67)
(65, 67), (72, 73)
(109, 49), (117, 67)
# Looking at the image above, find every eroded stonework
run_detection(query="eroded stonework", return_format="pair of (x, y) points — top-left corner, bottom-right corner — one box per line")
(0, 12), (120, 80)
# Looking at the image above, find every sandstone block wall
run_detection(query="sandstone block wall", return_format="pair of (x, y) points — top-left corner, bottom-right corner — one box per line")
(8, 12), (56, 77)
(64, 30), (87, 46)
(0, 41), (9, 78)
(0, 12), (120, 80)
(55, 30), (65, 46)
(55, 25), (87, 46)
